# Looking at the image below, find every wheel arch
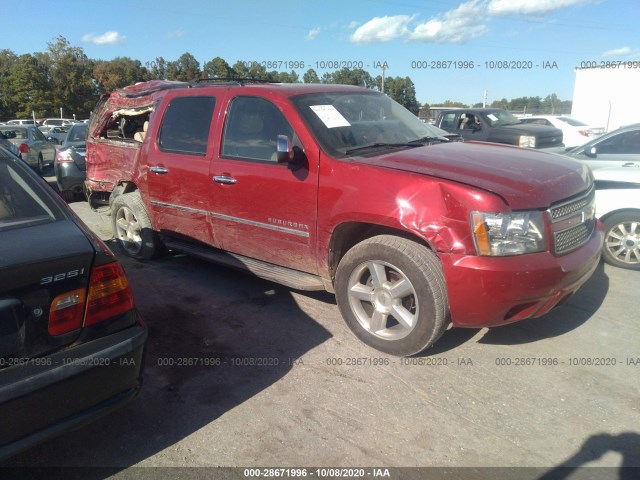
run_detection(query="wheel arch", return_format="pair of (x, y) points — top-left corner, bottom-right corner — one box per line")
(599, 208), (640, 223)
(327, 222), (436, 283)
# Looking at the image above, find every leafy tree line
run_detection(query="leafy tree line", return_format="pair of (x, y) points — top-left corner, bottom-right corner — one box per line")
(1, 36), (569, 122)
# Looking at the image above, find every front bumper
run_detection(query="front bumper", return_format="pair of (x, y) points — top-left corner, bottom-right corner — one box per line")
(440, 221), (604, 327)
(0, 322), (147, 460)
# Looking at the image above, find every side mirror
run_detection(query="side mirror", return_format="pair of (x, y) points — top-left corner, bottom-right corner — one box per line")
(584, 146), (597, 158)
(276, 135), (294, 164)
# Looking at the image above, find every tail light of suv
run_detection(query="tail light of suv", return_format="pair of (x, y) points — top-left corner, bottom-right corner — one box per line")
(48, 262), (135, 335)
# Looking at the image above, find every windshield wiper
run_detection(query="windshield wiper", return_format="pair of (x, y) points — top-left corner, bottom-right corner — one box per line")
(345, 142), (421, 155)
(407, 136), (450, 144)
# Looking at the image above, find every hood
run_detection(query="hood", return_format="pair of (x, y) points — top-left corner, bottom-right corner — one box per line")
(356, 142), (592, 210)
(502, 123), (562, 136)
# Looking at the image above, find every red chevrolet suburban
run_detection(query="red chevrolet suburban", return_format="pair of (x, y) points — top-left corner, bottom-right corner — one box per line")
(85, 80), (603, 356)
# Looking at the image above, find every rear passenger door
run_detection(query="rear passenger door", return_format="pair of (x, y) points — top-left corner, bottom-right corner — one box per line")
(209, 95), (319, 274)
(145, 93), (220, 246)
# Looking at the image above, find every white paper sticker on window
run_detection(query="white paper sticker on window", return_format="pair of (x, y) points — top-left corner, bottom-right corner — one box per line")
(487, 114), (498, 122)
(310, 105), (351, 128)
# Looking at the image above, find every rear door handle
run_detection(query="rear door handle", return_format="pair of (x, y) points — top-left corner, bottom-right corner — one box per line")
(213, 176), (237, 185)
(622, 163), (637, 167)
(149, 166), (169, 174)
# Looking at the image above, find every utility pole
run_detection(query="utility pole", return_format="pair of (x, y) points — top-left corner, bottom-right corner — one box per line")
(381, 64), (386, 93)
(483, 89), (488, 108)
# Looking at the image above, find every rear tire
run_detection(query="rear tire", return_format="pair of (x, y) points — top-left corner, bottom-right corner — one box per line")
(37, 154), (44, 174)
(111, 191), (164, 260)
(602, 212), (640, 270)
(335, 235), (450, 356)
(60, 189), (75, 202)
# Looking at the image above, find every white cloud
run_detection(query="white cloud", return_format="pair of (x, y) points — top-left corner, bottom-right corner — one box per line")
(601, 47), (631, 57)
(306, 27), (321, 41)
(347, 21), (360, 29)
(167, 28), (185, 38)
(409, 0), (488, 43)
(350, 15), (414, 44)
(82, 31), (125, 45)
(487, 0), (595, 16)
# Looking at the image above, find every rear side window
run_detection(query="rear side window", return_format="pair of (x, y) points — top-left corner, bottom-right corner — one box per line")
(0, 152), (61, 231)
(158, 96), (216, 155)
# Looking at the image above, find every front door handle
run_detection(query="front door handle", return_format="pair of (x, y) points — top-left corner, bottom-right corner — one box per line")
(213, 176), (237, 185)
(622, 163), (637, 167)
(149, 166), (169, 174)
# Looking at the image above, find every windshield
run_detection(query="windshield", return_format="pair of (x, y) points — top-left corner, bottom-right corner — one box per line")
(291, 91), (448, 157)
(482, 110), (521, 127)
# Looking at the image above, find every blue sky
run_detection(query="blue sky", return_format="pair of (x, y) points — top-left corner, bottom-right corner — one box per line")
(8, 0), (640, 106)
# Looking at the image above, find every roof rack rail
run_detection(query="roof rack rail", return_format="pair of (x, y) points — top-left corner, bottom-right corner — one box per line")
(188, 77), (276, 88)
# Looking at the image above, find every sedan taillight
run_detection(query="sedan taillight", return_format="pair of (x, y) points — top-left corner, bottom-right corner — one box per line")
(84, 262), (135, 327)
(48, 262), (135, 335)
(18, 143), (30, 154)
(56, 149), (74, 163)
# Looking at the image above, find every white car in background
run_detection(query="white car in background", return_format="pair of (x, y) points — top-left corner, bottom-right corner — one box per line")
(594, 167), (640, 270)
(520, 115), (604, 147)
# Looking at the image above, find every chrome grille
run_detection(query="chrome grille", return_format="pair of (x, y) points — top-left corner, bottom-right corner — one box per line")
(555, 224), (591, 255)
(549, 186), (596, 255)
(549, 188), (594, 221)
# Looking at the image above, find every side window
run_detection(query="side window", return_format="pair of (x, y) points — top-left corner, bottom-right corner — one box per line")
(597, 130), (640, 155)
(158, 96), (216, 155)
(32, 128), (45, 141)
(221, 96), (294, 162)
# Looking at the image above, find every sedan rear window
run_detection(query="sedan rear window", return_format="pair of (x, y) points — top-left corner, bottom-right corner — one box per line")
(0, 151), (61, 231)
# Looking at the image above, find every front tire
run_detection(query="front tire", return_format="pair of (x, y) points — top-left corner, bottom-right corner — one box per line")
(111, 191), (163, 260)
(602, 212), (640, 270)
(335, 235), (450, 356)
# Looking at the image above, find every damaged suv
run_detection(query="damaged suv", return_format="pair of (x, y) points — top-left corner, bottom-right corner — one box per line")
(85, 80), (602, 356)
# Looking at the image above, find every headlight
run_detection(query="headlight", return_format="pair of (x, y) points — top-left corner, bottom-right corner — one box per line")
(471, 211), (546, 256)
(518, 135), (536, 148)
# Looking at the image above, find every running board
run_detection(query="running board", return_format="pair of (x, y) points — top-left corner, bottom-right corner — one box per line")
(163, 238), (327, 291)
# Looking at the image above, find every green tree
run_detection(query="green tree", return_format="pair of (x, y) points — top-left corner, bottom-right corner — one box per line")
(303, 68), (320, 83)
(383, 76), (420, 115)
(203, 56), (233, 79)
(93, 57), (149, 93)
(146, 57), (168, 80)
(45, 36), (96, 117)
(272, 70), (300, 83)
(325, 67), (373, 87)
(5, 54), (53, 118)
(0, 49), (18, 119)
(167, 52), (201, 81)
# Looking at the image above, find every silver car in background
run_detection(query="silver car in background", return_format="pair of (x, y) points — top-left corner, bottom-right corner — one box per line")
(0, 125), (57, 174)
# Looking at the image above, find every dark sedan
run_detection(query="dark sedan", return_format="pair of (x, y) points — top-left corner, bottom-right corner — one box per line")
(0, 144), (147, 460)
(55, 122), (88, 201)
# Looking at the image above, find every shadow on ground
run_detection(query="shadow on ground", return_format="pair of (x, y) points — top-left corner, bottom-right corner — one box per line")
(1, 249), (333, 473)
